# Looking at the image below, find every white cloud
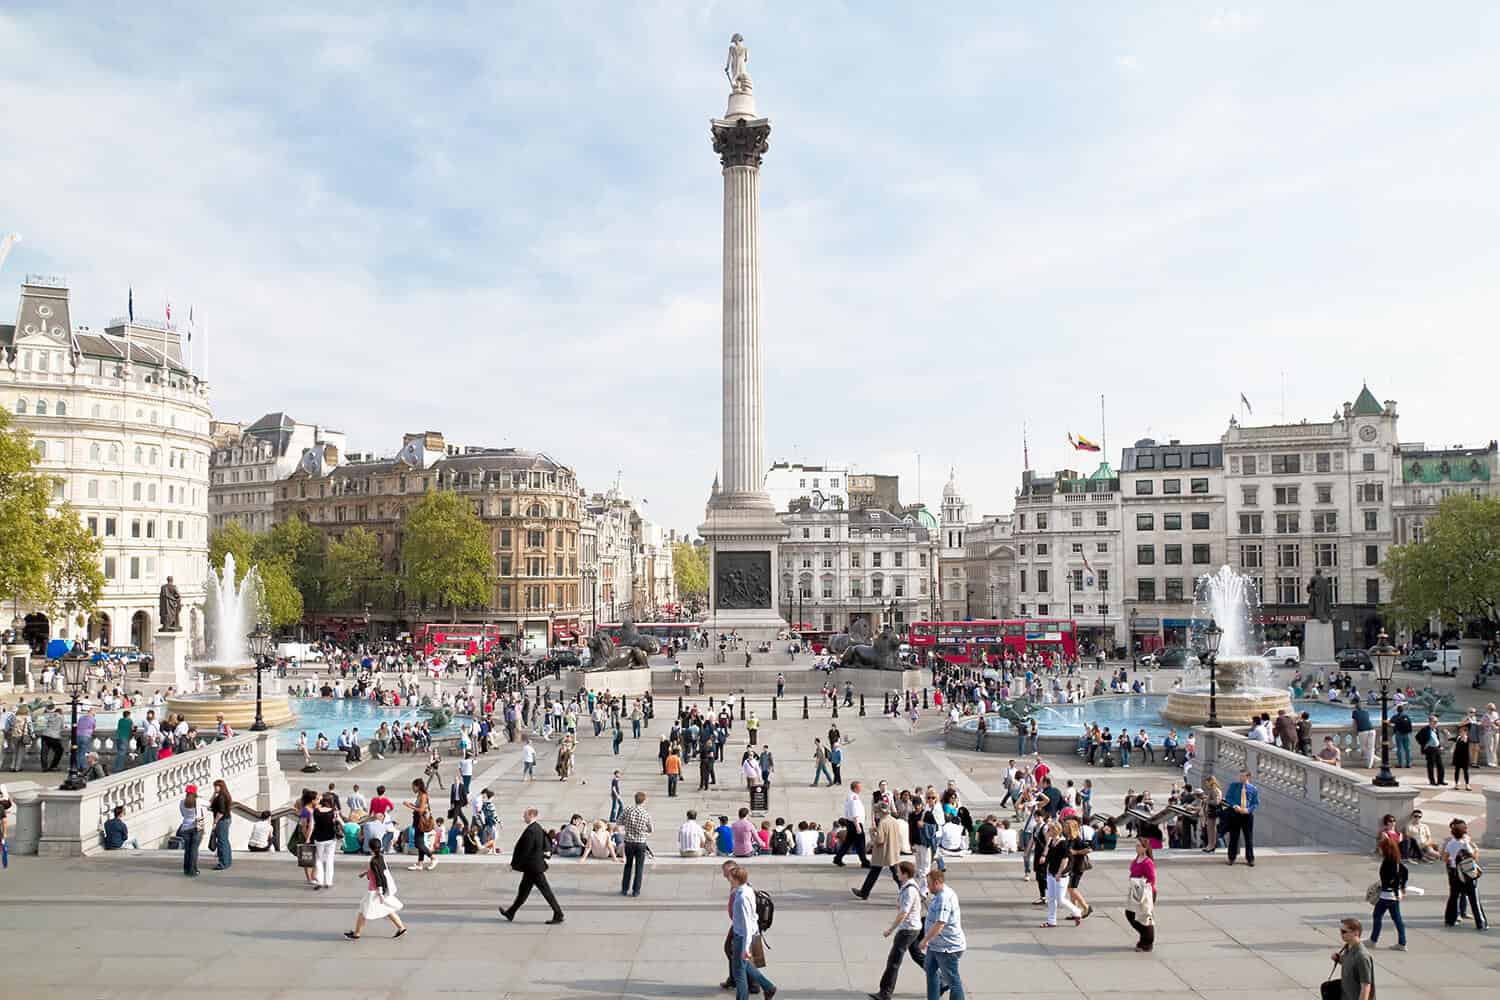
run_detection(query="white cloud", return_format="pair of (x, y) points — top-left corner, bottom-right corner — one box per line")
(1206, 9), (1262, 36)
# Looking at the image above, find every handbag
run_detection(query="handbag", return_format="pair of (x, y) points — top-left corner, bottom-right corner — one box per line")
(749, 934), (768, 969)
(1319, 953), (1344, 1000)
(296, 842), (317, 868)
(1456, 851), (1481, 881)
(417, 809), (435, 834)
(1364, 882), (1382, 906)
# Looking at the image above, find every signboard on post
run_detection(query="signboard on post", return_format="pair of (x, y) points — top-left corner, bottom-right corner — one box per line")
(749, 785), (768, 815)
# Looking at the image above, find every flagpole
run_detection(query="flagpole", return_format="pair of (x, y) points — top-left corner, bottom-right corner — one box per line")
(1100, 394), (1107, 468)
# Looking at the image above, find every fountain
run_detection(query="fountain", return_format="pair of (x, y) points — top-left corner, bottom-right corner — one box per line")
(1161, 565), (1294, 725)
(165, 554), (294, 730)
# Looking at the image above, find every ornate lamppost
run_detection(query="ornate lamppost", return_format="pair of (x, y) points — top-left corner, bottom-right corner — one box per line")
(59, 648), (91, 790)
(1372, 630), (1399, 787)
(246, 621), (273, 732)
(1203, 623), (1223, 728)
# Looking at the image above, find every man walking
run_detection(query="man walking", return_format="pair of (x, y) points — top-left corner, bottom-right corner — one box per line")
(1392, 706), (1413, 768)
(867, 860), (925, 1000)
(699, 743), (716, 791)
(1223, 768), (1259, 867)
(666, 745), (682, 797)
(852, 803), (902, 899)
(759, 745), (775, 792)
(834, 781), (871, 868)
(920, 869), (967, 1000)
(1352, 704), (1376, 768)
(1416, 715), (1446, 786)
(727, 864), (777, 1000)
(499, 807), (564, 924)
(609, 770), (624, 822)
(619, 791), (653, 898)
(1332, 917), (1374, 1000)
(812, 738), (833, 786)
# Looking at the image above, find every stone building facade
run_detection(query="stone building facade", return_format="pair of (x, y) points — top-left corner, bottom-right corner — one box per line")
(1, 277), (212, 656)
(210, 412), (344, 533)
(778, 507), (932, 637)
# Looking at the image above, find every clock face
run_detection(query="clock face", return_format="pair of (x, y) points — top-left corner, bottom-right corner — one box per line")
(1359, 425), (1378, 442)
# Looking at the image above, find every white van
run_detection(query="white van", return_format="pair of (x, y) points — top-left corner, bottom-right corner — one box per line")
(276, 641), (324, 662)
(1432, 648), (1462, 676)
(1263, 645), (1301, 667)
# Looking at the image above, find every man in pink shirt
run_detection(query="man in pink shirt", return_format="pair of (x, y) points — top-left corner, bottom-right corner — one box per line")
(731, 807), (758, 857)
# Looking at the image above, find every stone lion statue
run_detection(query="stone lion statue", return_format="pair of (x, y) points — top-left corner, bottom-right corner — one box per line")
(584, 633), (650, 672)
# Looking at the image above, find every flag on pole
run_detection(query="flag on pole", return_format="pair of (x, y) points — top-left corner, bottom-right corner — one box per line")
(1239, 392), (1252, 414)
(1068, 432), (1101, 452)
(128, 287), (134, 323)
(165, 301), (171, 324)
(187, 306), (194, 342)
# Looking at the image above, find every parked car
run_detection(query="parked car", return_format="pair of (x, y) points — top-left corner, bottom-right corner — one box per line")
(1402, 650), (1436, 672)
(1148, 646), (1201, 669)
(1336, 647), (1374, 671)
(1263, 645), (1302, 668)
(549, 650), (582, 668)
(100, 645), (142, 663)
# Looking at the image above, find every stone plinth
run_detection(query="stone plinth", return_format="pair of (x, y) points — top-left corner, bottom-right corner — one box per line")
(4, 641), (31, 692)
(153, 630), (190, 691)
(564, 666), (653, 698)
(1304, 619), (1336, 666)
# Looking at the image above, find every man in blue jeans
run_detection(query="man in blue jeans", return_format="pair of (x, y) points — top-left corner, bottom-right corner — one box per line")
(727, 864), (777, 1000)
(920, 868), (966, 1000)
(1391, 706), (1413, 768)
(618, 791), (653, 897)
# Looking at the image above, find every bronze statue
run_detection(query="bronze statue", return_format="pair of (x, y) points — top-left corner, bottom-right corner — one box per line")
(158, 576), (182, 632)
(583, 632), (650, 672)
(838, 625), (908, 671)
(1306, 568), (1333, 623)
(614, 615), (661, 657)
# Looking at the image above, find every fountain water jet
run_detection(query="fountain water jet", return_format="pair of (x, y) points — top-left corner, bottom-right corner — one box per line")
(165, 554), (294, 730)
(1162, 565), (1294, 725)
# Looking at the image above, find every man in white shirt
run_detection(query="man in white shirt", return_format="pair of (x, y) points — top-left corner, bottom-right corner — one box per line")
(678, 809), (707, 856)
(996, 822), (1020, 853)
(869, 861), (925, 1000)
(834, 781), (869, 867)
(794, 823), (820, 855)
(521, 739), (536, 781)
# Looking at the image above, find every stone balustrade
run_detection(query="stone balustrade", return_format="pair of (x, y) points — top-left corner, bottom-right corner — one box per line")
(1190, 727), (1417, 850)
(23, 730), (289, 857)
(1484, 787), (1500, 849)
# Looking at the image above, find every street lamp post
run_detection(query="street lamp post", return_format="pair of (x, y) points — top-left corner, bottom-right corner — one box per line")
(363, 603), (372, 647)
(59, 648), (90, 790)
(1372, 630), (1399, 787)
(1203, 623), (1223, 728)
(246, 621), (273, 732)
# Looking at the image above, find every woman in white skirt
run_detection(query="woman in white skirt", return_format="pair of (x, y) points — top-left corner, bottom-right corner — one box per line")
(344, 841), (407, 939)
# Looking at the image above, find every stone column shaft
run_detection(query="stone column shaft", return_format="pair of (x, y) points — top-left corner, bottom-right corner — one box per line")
(722, 161), (762, 496)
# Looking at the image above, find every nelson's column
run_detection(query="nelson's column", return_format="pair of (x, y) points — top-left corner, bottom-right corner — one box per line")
(699, 33), (789, 642)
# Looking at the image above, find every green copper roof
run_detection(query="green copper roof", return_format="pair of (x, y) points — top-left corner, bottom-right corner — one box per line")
(1352, 384), (1383, 416)
(914, 507), (939, 530)
(1089, 461), (1115, 480)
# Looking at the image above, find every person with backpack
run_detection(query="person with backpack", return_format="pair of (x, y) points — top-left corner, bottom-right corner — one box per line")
(725, 863), (777, 1000)
(1442, 818), (1487, 930)
(868, 860), (925, 1000)
(768, 819), (791, 856)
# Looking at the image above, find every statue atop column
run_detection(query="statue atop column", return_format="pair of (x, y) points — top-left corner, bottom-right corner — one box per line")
(1306, 568), (1333, 623)
(158, 575), (182, 631)
(724, 33), (752, 94)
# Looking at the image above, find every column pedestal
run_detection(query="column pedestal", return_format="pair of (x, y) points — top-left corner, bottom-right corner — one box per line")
(1303, 620), (1336, 668)
(153, 630), (190, 692)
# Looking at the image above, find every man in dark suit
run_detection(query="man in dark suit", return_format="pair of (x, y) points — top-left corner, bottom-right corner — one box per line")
(499, 807), (564, 924)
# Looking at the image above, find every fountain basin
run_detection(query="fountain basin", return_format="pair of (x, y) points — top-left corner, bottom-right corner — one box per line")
(1164, 655), (1293, 725)
(166, 661), (294, 729)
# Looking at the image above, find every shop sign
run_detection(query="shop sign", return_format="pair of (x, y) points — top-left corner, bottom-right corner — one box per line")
(1130, 617), (1160, 629)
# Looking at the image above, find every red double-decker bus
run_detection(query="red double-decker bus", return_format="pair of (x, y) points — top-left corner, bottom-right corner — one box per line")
(414, 623), (506, 658)
(909, 619), (1077, 666)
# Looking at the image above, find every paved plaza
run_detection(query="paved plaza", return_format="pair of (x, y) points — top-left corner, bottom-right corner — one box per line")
(4, 685), (1498, 999)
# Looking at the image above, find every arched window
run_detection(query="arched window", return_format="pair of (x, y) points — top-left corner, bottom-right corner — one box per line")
(90, 443), (101, 461)
(110, 405), (120, 419)
(87, 479), (99, 499)
(149, 410), (158, 424)
(13, 399), (25, 414)
(55, 400), (66, 416)
(35, 400), (47, 415)
(147, 484), (157, 501)
(106, 480), (119, 499)
(132, 482), (142, 501)
(108, 444), (120, 464)
(91, 403), (101, 418)
(134, 446), (143, 465)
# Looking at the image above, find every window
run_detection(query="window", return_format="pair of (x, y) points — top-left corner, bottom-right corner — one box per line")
(1274, 485), (1300, 505)
(1136, 545), (1155, 565)
(871, 577), (883, 598)
(500, 499), (512, 516)
(129, 557), (140, 580)
(1163, 452), (1183, 469)
(824, 528), (832, 539)
(1071, 542), (1083, 553)
(1276, 576), (1300, 604)
(1164, 545), (1182, 565)
(1137, 454), (1157, 469)
(893, 551), (903, 567)
(1071, 569), (1084, 590)
(1018, 514), (1026, 530)
(1097, 542), (1109, 553)
(1277, 543), (1300, 568)
(1240, 543), (1263, 568)
(1036, 543), (1048, 556)
(919, 553), (927, 568)
(850, 580), (863, 598)
(1137, 579), (1156, 601)
(1241, 486), (1258, 506)
(1164, 514), (1183, 531)
(1135, 480), (1154, 495)
(1192, 543), (1211, 564)
(1190, 450), (1211, 468)
(822, 580), (833, 599)
(1165, 578), (1185, 601)
(1271, 454), (1301, 475)
(1316, 485), (1333, 504)
(130, 520), (141, 538)
(1037, 604), (1049, 616)
(1313, 512), (1338, 533)
(1366, 578), (1380, 604)
(1364, 544), (1379, 567)
(1190, 478), (1209, 494)
(1036, 569), (1049, 591)
(1098, 569), (1109, 591)
(1276, 513), (1300, 534)
(1238, 513), (1262, 535)
(1314, 543), (1337, 568)
(1019, 544), (1027, 556)
(1019, 569), (1027, 592)
(1363, 510), (1379, 532)
(1037, 514), (1048, 530)
(499, 555), (512, 576)
(1356, 483), (1384, 503)
(1188, 512), (1209, 531)
(1096, 510), (1108, 526)
(103, 557), (115, 579)
(850, 552), (861, 569)
(1136, 513), (1154, 531)
(13, 398), (26, 414)
(104, 517), (116, 537)
(499, 528), (511, 548)
(1362, 452), (1376, 472)
(801, 528), (810, 539)
(1071, 511), (1083, 528)
(872, 552), (882, 568)
(822, 554), (833, 569)
(1163, 479), (1181, 494)
(1316, 452), (1331, 473)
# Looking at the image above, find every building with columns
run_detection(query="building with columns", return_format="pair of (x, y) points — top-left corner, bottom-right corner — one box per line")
(957, 514), (1017, 620)
(938, 470), (973, 620)
(210, 412), (344, 533)
(779, 507), (931, 637)
(1, 277), (212, 656)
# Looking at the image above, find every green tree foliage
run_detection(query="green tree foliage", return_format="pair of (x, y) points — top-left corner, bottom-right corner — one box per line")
(253, 517), (327, 610)
(325, 525), (394, 609)
(208, 520), (257, 583)
(673, 541), (708, 603)
(1385, 494), (1500, 633)
(401, 490), (493, 620)
(256, 559), (305, 628)
(0, 409), (55, 609)
(45, 504), (105, 627)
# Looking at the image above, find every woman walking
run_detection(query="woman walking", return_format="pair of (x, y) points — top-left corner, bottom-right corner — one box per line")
(1452, 727), (1473, 791)
(1041, 822), (1083, 927)
(344, 841), (407, 939)
(1200, 776), (1223, 852)
(177, 785), (208, 877)
(1064, 816), (1093, 918)
(1442, 819), (1487, 929)
(1369, 833), (1408, 949)
(311, 791), (341, 890)
(406, 779), (436, 871)
(296, 789), (318, 885)
(209, 779), (233, 870)
(1124, 837), (1157, 951)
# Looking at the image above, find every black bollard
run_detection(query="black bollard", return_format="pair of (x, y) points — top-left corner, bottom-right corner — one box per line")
(772, 697), (778, 720)
(832, 699), (839, 719)
(739, 695), (746, 721)
(709, 695), (715, 709)
(923, 688), (930, 709)
(859, 694), (866, 717)
(677, 695), (683, 715)
(883, 692), (891, 715)
(802, 695), (809, 719)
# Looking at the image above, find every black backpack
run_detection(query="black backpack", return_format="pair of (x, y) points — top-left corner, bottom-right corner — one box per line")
(769, 828), (791, 855)
(754, 889), (774, 932)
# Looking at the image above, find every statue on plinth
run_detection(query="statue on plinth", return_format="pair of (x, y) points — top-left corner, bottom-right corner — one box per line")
(158, 576), (182, 632)
(1306, 568), (1333, 623)
(724, 33), (752, 94)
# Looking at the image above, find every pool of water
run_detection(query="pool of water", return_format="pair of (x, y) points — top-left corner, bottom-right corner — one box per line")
(278, 697), (465, 749)
(957, 694), (1459, 742)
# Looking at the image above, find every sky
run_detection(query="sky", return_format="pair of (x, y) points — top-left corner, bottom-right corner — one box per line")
(3, 3), (1499, 536)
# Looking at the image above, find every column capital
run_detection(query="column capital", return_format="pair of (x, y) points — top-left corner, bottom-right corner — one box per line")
(711, 118), (771, 169)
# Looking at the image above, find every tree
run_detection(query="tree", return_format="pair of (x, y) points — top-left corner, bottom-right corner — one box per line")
(209, 520), (257, 584)
(256, 559), (305, 628)
(0, 409), (55, 611)
(1385, 494), (1500, 636)
(401, 490), (492, 621)
(44, 505), (105, 628)
(325, 525), (394, 609)
(253, 517), (328, 611)
(673, 541), (708, 606)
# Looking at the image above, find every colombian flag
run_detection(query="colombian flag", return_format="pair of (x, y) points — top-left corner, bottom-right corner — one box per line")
(1069, 432), (1101, 452)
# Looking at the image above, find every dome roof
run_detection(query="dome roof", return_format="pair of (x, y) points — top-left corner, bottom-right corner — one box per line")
(943, 466), (960, 500)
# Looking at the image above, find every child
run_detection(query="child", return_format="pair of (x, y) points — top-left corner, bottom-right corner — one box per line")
(344, 841), (407, 940)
